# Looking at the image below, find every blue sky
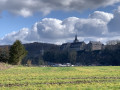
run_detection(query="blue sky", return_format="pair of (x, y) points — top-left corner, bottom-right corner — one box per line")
(0, 0), (120, 45)
(0, 7), (115, 37)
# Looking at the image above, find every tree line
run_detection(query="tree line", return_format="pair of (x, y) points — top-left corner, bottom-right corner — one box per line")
(0, 40), (27, 65)
(43, 43), (120, 66)
(0, 40), (120, 66)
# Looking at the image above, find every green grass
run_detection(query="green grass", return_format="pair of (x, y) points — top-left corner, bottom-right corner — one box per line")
(0, 66), (120, 90)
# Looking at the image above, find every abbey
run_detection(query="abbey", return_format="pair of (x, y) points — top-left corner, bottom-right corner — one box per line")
(60, 35), (104, 51)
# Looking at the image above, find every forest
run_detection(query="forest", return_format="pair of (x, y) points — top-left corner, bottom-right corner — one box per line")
(0, 41), (120, 66)
(42, 43), (120, 66)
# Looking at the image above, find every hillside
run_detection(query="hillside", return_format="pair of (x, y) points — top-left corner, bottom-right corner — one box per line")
(0, 42), (60, 64)
(0, 42), (60, 56)
(24, 42), (60, 58)
(1, 42), (120, 66)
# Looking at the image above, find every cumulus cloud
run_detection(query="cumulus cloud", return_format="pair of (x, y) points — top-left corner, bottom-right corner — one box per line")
(0, 0), (120, 17)
(0, 8), (120, 45)
(25, 23), (40, 42)
(108, 6), (120, 33)
(0, 28), (29, 45)
(89, 11), (113, 22)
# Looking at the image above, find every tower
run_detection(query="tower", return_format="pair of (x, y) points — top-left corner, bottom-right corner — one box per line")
(73, 34), (79, 43)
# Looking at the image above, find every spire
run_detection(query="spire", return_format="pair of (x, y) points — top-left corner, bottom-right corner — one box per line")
(75, 34), (77, 40)
(73, 34), (79, 43)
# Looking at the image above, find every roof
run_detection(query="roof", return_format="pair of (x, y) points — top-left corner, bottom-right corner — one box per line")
(71, 42), (85, 45)
(70, 42), (85, 48)
(89, 41), (102, 45)
(62, 43), (71, 46)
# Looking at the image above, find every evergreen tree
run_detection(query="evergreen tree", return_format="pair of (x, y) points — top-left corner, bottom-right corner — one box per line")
(8, 40), (27, 65)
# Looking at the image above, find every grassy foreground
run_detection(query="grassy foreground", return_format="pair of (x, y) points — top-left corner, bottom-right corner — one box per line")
(0, 66), (120, 90)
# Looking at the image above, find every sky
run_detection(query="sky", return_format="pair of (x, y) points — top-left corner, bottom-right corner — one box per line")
(0, 0), (120, 45)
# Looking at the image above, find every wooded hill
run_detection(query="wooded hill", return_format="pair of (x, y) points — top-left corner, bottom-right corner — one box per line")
(0, 42), (60, 65)
(24, 42), (60, 57)
(0, 42), (120, 66)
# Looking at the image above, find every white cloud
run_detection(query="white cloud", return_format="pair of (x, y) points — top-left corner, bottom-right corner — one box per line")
(75, 19), (108, 36)
(13, 8), (32, 17)
(108, 6), (120, 33)
(0, 0), (120, 17)
(1, 8), (120, 45)
(37, 18), (66, 39)
(0, 28), (29, 45)
(89, 11), (113, 22)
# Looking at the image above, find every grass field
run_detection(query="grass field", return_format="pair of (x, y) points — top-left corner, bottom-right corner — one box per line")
(0, 66), (120, 90)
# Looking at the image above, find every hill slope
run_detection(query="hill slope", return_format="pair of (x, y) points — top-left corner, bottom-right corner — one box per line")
(24, 42), (60, 57)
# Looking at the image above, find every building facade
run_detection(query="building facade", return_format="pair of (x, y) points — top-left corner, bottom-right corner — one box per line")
(60, 35), (103, 51)
(86, 41), (103, 51)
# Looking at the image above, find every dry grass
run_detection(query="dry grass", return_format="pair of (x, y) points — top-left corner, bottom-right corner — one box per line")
(0, 62), (13, 70)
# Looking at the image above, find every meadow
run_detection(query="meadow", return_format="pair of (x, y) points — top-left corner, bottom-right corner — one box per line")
(0, 66), (120, 90)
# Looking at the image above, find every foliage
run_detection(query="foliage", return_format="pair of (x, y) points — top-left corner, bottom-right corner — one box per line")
(69, 51), (77, 64)
(0, 41), (120, 66)
(43, 43), (120, 66)
(8, 40), (27, 65)
(0, 46), (9, 63)
(43, 50), (69, 63)
(24, 42), (60, 60)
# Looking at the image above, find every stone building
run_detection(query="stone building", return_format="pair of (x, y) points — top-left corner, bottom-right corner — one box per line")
(86, 41), (103, 51)
(60, 35), (86, 51)
(60, 35), (103, 51)
(70, 42), (86, 51)
(70, 35), (86, 51)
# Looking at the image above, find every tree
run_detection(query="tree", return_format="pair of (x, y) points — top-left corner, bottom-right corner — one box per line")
(106, 40), (120, 45)
(8, 40), (27, 65)
(0, 46), (9, 63)
(69, 51), (77, 64)
(43, 51), (55, 63)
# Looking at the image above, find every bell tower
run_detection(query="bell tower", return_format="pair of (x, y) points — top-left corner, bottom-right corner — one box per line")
(73, 34), (79, 43)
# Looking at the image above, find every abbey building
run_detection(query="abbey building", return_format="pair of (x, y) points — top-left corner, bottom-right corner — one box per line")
(60, 35), (104, 51)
